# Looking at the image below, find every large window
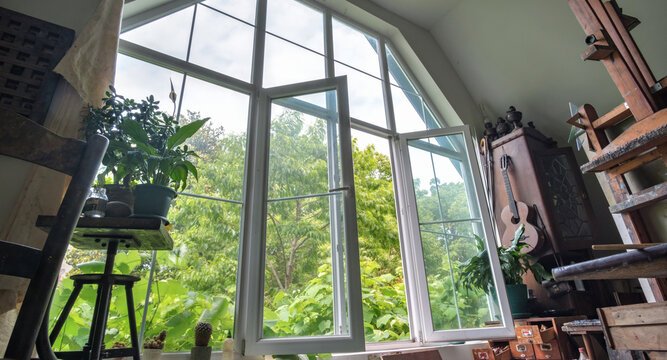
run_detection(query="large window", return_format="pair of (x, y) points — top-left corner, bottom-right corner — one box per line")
(49, 0), (513, 355)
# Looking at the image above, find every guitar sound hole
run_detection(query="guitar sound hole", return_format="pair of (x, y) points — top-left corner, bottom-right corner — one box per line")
(511, 216), (520, 224)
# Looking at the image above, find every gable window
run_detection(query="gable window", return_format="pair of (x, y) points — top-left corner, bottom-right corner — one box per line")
(48, 0), (513, 355)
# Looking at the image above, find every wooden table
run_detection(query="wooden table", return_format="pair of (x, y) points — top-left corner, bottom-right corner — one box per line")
(37, 216), (173, 360)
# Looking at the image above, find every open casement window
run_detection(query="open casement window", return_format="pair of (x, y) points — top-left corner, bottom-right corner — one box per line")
(237, 76), (364, 356)
(397, 126), (515, 342)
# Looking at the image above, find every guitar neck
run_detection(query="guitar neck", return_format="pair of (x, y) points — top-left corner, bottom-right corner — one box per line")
(502, 167), (520, 220)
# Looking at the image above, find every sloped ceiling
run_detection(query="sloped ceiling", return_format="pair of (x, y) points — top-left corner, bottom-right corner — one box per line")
(370, 0), (667, 144)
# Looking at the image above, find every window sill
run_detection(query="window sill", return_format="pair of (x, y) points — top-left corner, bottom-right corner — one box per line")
(333, 340), (488, 360)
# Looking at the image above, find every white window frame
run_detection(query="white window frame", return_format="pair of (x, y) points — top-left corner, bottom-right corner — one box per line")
(235, 76), (365, 356)
(117, 0), (516, 353)
(396, 125), (515, 342)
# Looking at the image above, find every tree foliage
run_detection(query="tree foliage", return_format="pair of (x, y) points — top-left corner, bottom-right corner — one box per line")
(50, 110), (493, 351)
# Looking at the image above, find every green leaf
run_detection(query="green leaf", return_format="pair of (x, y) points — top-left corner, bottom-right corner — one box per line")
(120, 120), (149, 145)
(167, 119), (208, 150)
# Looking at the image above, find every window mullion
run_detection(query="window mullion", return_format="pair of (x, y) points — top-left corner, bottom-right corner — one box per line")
(251, 0), (268, 88)
(378, 38), (397, 132)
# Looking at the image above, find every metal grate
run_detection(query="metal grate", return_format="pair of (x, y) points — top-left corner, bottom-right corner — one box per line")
(0, 7), (74, 124)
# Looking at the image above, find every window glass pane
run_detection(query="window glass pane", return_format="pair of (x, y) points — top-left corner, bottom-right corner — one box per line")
(121, 6), (193, 60)
(114, 54), (184, 118)
(335, 63), (386, 128)
(266, 0), (324, 54)
(392, 85), (428, 133)
(190, 5), (255, 82)
(408, 134), (500, 331)
(384, 44), (401, 87)
(351, 130), (410, 342)
(332, 18), (381, 78)
(263, 91), (349, 338)
(179, 76), (249, 200)
(264, 34), (325, 88)
(202, 0), (256, 24)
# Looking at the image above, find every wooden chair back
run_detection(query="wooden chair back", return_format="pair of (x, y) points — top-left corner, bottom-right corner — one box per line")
(0, 109), (108, 360)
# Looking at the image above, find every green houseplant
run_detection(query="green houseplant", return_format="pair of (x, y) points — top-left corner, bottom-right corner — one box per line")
(83, 86), (163, 216)
(121, 109), (208, 221)
(459, 224), (550, 316)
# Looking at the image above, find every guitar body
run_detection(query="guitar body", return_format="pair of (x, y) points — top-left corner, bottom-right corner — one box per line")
(500, 200), (542, 254)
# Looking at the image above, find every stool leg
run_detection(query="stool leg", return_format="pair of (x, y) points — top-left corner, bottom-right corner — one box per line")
(89, 240), (119, 360)
(50, 281), (83, 343)
(88, 276), (113, 360)
(124, 284), (141, 360)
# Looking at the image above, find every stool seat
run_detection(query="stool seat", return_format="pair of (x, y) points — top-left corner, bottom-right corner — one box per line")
(70, 274), (140, 284)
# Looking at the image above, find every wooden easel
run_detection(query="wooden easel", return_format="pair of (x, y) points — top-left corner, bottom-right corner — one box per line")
(565, 0), (667, 301)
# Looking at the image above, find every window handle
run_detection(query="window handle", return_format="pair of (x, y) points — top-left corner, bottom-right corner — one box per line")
(329, 186), (351, 192)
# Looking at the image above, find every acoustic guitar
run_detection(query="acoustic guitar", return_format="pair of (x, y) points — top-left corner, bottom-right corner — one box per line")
(499, 154), (542, 253)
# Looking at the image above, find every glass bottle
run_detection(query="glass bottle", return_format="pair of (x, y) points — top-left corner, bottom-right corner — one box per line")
(578, 347), (589, 360)
(83, 186), (108, 217)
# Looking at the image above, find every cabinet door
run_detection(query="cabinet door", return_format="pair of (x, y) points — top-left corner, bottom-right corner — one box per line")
(534, 147), (596, 252)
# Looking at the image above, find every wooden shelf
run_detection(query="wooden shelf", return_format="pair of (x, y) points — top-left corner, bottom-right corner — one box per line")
(552, 243), (667, 281)
(580, 109), (667, 173)
(36, 216), (173, 250)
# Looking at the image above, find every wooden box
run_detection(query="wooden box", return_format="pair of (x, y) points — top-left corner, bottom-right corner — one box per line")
(515, 325), (555, 344)
(533, 340), (561, 359)
(510, 340), (535, 359)
(599, 302), (667, 351)
(472, 348), (493, 360)
(472, 348), (511, 360)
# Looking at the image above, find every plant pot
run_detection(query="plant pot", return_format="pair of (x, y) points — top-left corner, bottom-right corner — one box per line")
(133, 184), (177, 223)
(104, 184), (134, 217)
(190, 346), (212, 360)
(505, 283), (530, 318)
(142, 348), (162, 360)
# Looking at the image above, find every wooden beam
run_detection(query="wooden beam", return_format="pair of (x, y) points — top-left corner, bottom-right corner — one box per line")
(609, 182), (667, 214)
(607, 148), (662, 177)
(552, 243), (667, 281)
(579, 104), (609, 153)
(592, 102), (631, 129)
(581, 44), (614, 60)
(604, 1), (656, 88)
(592, 243), (660, 251)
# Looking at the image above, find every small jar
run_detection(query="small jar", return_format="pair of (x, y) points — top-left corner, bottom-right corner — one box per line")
(82, 186), (108, 218)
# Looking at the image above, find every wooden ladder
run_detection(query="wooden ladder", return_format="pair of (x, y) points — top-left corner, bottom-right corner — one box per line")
(566, 0), (667, 301)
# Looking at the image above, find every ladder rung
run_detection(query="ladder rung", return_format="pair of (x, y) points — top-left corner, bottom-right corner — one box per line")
(592, 102), (631, 129)
(609, 182), (667, 213)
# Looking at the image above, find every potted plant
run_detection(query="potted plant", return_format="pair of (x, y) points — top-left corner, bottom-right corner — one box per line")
(459, 224), (550, 317)
(82, 86), (162, 217)
(190, 321), (213, 360)
(121, 110), (208, 222)
(143, 330), (167, 360)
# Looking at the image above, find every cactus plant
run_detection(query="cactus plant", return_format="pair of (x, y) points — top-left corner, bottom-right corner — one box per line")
(143, 330), (167, 349)
(194, 321), (213, 347)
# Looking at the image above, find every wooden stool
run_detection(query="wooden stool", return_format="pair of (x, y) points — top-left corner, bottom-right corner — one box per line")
(50, 273), (141, 360)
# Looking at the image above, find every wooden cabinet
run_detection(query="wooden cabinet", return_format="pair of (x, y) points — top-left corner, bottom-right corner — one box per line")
(491, 128), (598, 259)
(514, 316), (586, 360)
